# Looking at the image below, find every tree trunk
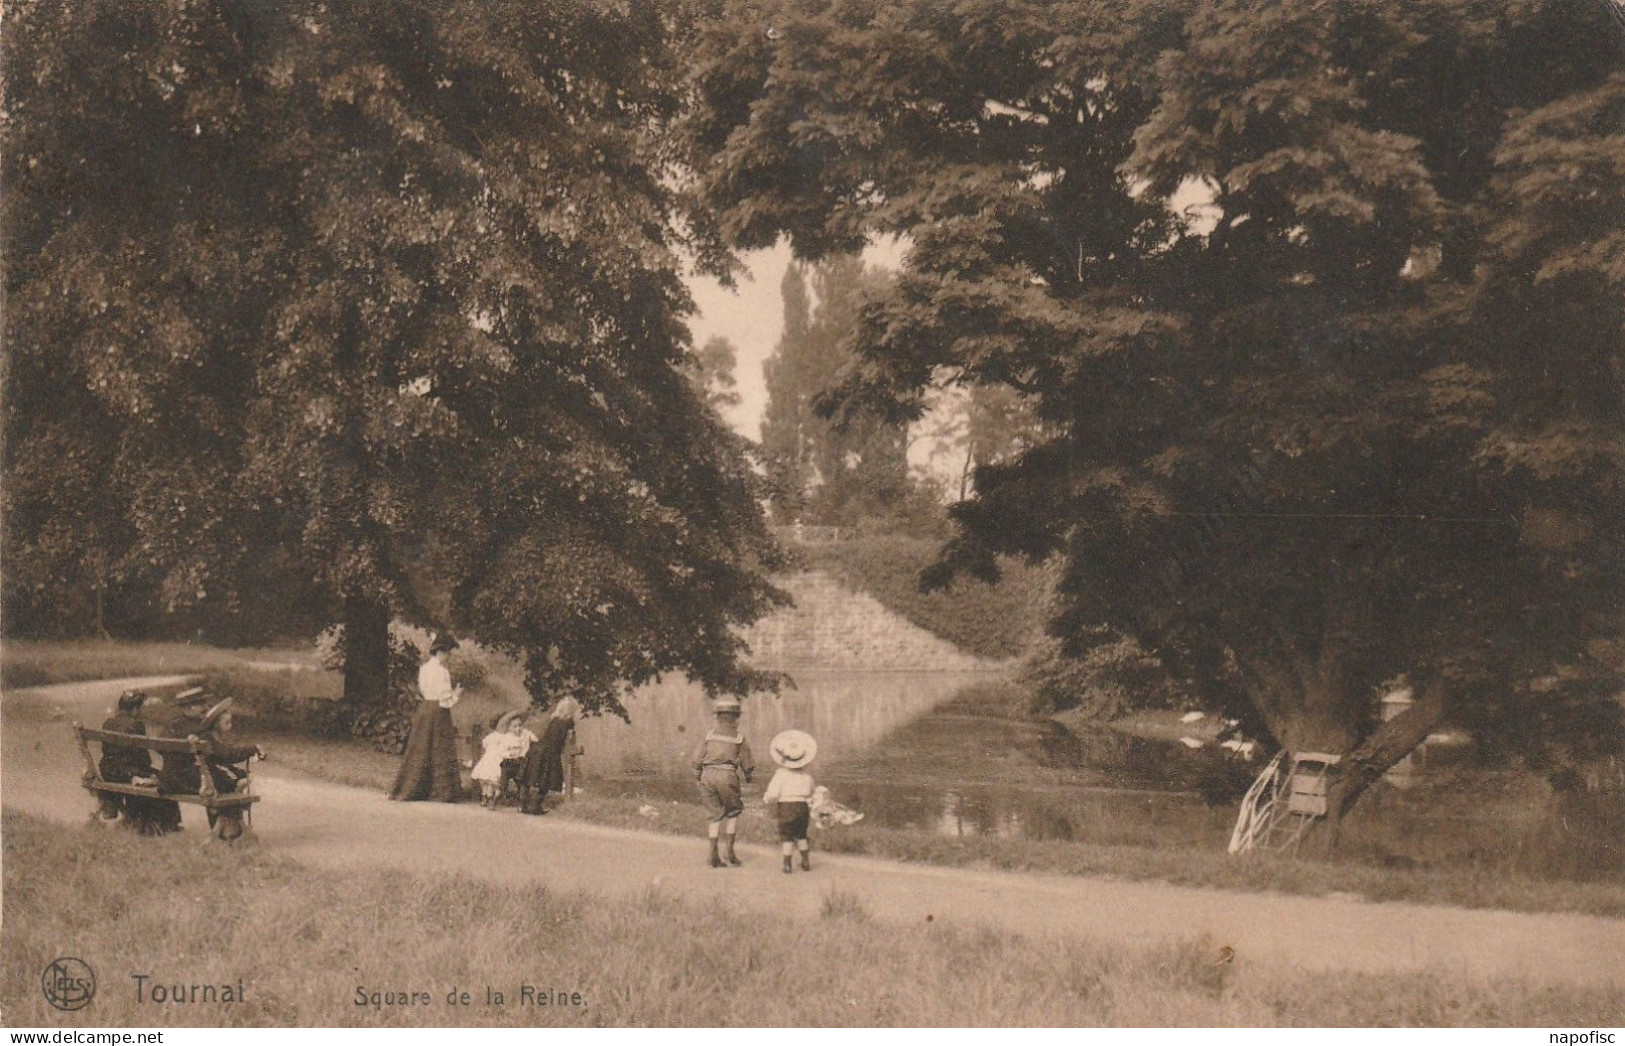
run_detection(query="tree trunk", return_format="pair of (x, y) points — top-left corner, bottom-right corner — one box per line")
(341, 595), (391, 707)
(93, 583), (110, 641)
(1314, 682), (1448, 851)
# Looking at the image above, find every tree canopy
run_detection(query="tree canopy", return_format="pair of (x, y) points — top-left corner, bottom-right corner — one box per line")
(3, 0), (787, 712)
(684, 0), (1624, 811)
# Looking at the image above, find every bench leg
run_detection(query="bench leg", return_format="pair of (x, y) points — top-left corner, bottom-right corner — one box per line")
(210, 809), (248, 843)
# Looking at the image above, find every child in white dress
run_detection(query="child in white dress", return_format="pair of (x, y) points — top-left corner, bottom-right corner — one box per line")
(473, 713), (537, 807)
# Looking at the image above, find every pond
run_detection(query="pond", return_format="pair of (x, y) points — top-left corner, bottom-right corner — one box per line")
(576, 669), (1241, 842)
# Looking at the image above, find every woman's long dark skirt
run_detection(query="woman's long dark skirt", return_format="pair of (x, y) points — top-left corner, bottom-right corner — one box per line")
(389, 702), (464, 802)
(519, 717), (573, 814)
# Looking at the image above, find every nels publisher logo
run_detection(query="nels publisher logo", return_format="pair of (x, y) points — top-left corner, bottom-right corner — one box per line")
(42, 957), (96, 1011)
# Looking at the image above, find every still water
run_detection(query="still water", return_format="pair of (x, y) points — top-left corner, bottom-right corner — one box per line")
(576, 670), (1235, 841)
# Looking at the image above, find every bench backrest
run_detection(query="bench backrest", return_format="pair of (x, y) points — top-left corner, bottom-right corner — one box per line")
(77, 726), (207, 756)
(73, 722), (247, 801)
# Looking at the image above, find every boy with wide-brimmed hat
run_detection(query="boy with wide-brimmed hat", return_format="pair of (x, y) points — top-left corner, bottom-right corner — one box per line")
(763, 729), (818, 873)
(692, 695), (755, 867)
(199, 697), (264, 841)
(155, 693), (263, 840)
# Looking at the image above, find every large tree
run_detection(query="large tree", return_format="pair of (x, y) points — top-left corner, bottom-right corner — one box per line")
(684, 0), (1623, 829)
(3, 0), (786, 713)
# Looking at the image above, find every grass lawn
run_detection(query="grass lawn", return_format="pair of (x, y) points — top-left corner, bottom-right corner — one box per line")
(0, 637), (319, 689)
(4, 812), (1620, 1027)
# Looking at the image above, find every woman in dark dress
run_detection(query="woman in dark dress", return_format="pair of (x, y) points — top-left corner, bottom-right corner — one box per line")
(519, 695), (579, 815)
(388, 633), (465, 802)
(98, 689), (162, 831)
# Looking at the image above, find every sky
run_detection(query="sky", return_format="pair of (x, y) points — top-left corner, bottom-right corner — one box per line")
(684, 237), (909, 443)
(684, 242), (793, 441)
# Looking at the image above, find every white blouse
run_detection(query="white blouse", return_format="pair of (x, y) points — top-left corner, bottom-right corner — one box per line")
(418, 658), (459, 708)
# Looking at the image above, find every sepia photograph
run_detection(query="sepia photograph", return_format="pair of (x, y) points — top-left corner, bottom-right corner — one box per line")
(2, 0), (1623, 1031)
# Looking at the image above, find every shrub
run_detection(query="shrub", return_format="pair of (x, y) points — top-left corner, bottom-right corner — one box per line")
(1517, 786), (1625, 883)
(1020, 631), (1185, 719)
(199, 666), (348, 737)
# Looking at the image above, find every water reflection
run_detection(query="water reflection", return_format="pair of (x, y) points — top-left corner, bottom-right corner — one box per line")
(575, 670), (994, 778)
(577, 669), (1233, 842)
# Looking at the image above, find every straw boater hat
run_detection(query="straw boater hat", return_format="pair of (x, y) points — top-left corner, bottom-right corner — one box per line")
(173, 686), (211, 709)
(201, 697), (234, 729)
(769, 730), (817, 770)
(496, 710), (529, 732)
(712, 696), (742, 716)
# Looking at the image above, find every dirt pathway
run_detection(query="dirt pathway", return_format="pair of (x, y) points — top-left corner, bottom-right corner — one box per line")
(6, 677), (1623, 988)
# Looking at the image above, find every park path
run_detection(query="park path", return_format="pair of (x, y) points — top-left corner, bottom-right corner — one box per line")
(5, 676), (1624, 989)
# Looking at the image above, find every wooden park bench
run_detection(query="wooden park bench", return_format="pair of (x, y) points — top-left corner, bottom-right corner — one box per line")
(72, 723), (260, 840)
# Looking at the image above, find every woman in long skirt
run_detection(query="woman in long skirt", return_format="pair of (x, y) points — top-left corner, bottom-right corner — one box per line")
(519, 695), (579, 815)
(389, 634), (465, 802)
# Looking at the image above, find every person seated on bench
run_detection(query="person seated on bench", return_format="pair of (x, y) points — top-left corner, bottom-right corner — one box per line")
(97, 689), (170, 833)
(148, 686), (215, 832)
(158, 697), (265, 840)
(164, 685), (213, 735)
(473, 711), (537, 808)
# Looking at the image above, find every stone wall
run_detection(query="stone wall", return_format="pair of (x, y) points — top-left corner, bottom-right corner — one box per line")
(742, 571), (991, 672)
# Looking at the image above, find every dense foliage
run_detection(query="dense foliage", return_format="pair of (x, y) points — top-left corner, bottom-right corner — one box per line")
(685, 0), (1624, 817)
(2, 0), (786, 712)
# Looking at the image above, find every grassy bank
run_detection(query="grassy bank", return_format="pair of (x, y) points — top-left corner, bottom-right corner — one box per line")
(4, 813), (1620, 1027)
(795, 536), (1049, 661)
(552, 788), (1625, 919)
(250, 726), (1625, 920)
(0, 638), (319, 690)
